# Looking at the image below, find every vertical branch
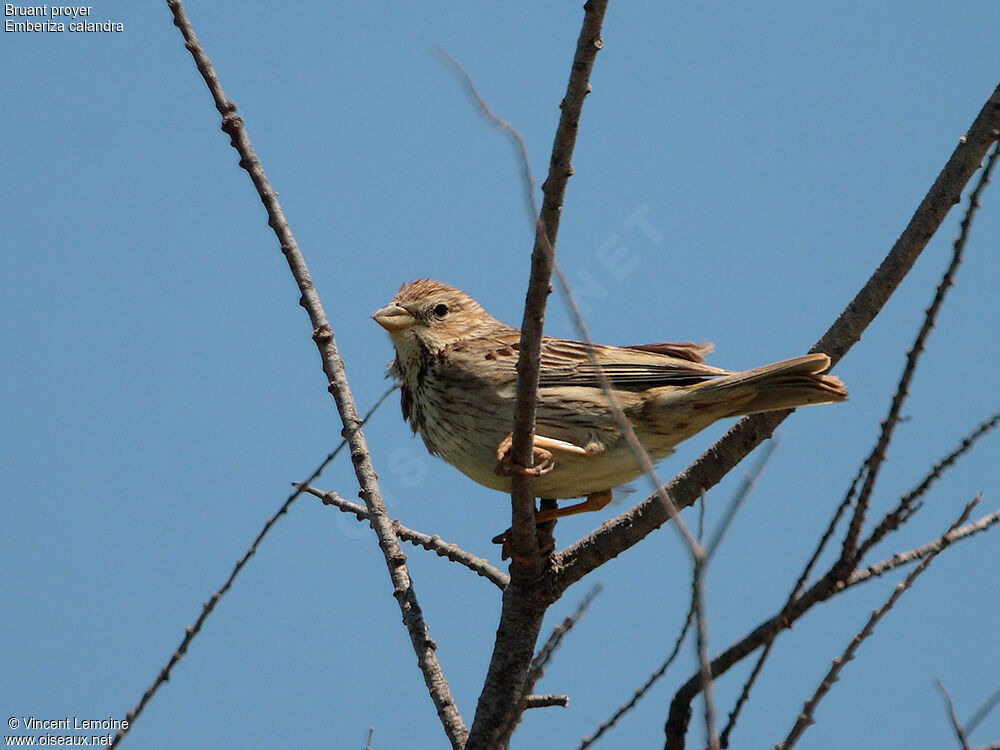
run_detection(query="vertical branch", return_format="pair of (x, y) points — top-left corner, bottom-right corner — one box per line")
(935, 679), (972, 750)
(162, 2), (467, 746)
(506, 0), (609, 566)
(466, 3), (609, 748)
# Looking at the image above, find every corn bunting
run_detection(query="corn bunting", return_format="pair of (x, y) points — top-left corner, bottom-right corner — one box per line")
(373, 279), (846, 530)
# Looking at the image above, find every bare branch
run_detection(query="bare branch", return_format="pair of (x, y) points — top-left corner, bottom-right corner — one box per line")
(719, 459), (857, 746)
(159, 2), (467, 746)
(524, 695), (569, 709)
(937, 679), (973, 750)
(300, 485), (509, 590)
(721, 410), (998, 744)
(554, 82), (1000, 594)
(846, 507), (1000, 587)
(462, 3), (610, 747)
(841, 139), (1000, 565)
(857, 410), (1000, 562)
(528, 583), (604, 683)
(967, 684), (1000, 738)
(707, 437), (781, 560)
(107, 384), (395, 746)
(776, 497), (980, 750)
(693, 553), (719, 750)
(579, 597), (695, 749)
(665, 495), (998, 749)
(363, 727), (374, 750)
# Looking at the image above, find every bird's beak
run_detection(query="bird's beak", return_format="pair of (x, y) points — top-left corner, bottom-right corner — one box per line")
(372, 303), (417, 332)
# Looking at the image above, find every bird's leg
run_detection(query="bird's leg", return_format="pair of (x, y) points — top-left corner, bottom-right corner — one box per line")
(494, 432), (589, 477)
(491, 491), (612, 561)
(533, 489), (613, 523)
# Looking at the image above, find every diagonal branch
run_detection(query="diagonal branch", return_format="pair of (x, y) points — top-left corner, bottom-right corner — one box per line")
(161, 2), (467, 746)
(936, 679), (973, 750)
(300, 484), (509, 590)
(554, 81), (1000, 595)
(718, 461), (858, 747)
(776, 497), (980, 749)
(107, 385), (395, 747)
(840, 139), (1000, 565)
(856, 409), (1000, 562)
(966, 684), (1000, 738)
(846, 507), (1000, 587)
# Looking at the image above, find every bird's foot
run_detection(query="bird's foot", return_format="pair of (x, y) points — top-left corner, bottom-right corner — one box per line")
(492, 524), (556, 562)
(494, 433), (555, 477)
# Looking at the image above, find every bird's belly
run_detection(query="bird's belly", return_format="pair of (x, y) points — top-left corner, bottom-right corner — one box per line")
(532, 446), (657, 499)
(435, 431), (662, 500)
(413, 380), (669, 499)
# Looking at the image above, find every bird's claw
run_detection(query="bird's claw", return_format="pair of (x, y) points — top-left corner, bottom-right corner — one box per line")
(492, 526), (556, 562)
(494, 434), (555, 477)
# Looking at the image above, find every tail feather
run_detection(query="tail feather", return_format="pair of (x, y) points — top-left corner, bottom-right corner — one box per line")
(698, 353), (847, 416)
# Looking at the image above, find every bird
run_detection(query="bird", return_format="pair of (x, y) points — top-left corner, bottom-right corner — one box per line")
(372, 279), (846, 540)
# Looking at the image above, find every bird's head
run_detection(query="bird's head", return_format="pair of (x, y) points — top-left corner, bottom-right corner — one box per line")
(372, 279), (501, 357)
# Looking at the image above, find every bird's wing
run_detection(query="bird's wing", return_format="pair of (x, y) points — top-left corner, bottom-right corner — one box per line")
(537, 337), (732, 391)
(449, 332), (730, 391)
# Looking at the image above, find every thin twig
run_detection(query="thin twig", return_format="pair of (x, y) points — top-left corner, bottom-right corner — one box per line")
(846, 508), (1000, 588)
(160, 2), (467, 746)
(967, 684), (1000, 738)
(666, 496), (998, 750)
(363, 726), (374, 750)
(528, 583), (604, 683)
(718, 464), (857, 747)
(936, 679), (973, 750)
(722, 409), (999, 746)
(107, 385), (394, 747)
(554, 82), (1000, 595)
(550, 262), (701, 556)
(857, 410), (1000, 562)
(300, 485), (509, 590)
(840, 140), (1000, 566)
(965, 689), (1000, 734)
(693, 553), (719, 750)
(524, 694), (569, 709)
(578, 597), (695, 749)
(437, 47), (544, 566)
(776, 497), (981, 750)
(707, 437), (781, 560)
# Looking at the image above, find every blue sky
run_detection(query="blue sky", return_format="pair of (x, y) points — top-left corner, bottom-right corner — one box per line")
(3, 2), (999, 748)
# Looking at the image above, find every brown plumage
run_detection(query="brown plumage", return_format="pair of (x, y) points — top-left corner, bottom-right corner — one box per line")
(373, 279), (846, 513)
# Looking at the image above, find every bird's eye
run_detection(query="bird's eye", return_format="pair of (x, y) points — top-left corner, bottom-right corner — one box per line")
(432, 303), (449, 318)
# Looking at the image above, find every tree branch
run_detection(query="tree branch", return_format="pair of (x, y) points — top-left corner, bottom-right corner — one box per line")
(301, 484), (509, 590)
(936, 679), (973, 750)
(504, 0), (608, 568)
(107, 386), (395, 747)
(161, 2), (467, 746)
(465, 3), (609, 747)
(775, 498), (980, 749)
(840, 139), (999, 565)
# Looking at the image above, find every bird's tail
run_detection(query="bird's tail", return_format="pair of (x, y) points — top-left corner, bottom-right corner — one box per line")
(697, 353), (847, 416)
